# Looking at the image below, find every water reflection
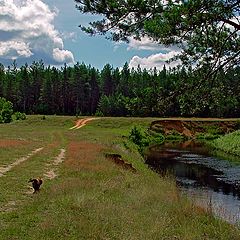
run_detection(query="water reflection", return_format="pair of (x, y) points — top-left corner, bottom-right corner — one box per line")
(145, 141), (240, 224)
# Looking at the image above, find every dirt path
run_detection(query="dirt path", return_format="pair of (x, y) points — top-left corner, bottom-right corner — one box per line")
(0, 147), (43, 177)
(44, 148), (66, 180)
(69, 117), (99, 130)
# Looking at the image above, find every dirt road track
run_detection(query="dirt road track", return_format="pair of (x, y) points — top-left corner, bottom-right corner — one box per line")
(0, 147), (43, 177)
(69, 117), (99, 130)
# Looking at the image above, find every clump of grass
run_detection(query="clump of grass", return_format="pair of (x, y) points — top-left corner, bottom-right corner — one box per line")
(195, 124), (223, 140)
(196, 133), (220, 140)
(209, 130), (240, 157)
(202, 124), (224, 135)
(165, 130), (186, 141)
(14, 112), (27, 121)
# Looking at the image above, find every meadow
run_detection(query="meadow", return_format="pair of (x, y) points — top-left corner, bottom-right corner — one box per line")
(0, 116), (239, 240)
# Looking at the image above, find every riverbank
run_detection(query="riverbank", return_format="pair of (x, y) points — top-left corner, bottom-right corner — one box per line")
(150, 119), (240, 139)
(209, 130), (240, 157)
(0, 116), (239, 239)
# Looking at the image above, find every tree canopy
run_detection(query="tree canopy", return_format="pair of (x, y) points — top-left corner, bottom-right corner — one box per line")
(75, 0), (240, 77)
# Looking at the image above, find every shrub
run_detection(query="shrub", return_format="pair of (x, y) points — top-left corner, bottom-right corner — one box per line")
(129, 126), (164, 154)
(129, 126), (145, 146)
(0, 97), (13, 123)
(14, 112), (27, 120)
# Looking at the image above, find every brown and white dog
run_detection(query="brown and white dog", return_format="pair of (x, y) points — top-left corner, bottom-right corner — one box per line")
(28, 178), (43, 193)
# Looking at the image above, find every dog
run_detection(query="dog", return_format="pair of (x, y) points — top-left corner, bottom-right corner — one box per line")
(28, 178), (43, 193)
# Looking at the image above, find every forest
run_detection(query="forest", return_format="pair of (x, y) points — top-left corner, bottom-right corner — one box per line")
(0, 60), (239, 118)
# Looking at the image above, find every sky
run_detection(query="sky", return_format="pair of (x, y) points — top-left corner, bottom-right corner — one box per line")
(0, 0), (180, 70)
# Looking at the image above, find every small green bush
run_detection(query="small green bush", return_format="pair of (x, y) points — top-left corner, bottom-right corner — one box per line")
(0, 97), (13, 123)
(129, 126), (164, 154)
(14, 112), (27, 121)
(129, 126), (146, 147)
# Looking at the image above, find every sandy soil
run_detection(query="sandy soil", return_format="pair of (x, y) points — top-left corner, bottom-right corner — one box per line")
(44, 148), (66, 180)
(69, 117), (99, 130)
(150, 119), (239, 138)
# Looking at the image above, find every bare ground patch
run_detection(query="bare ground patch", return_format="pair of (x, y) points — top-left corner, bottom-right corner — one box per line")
(0, 200), (19, 212)
(43, 149), (66, 180)
(150, 120), (239, 138)
(105, 153), (137, 173)
(69, 117), (99, 130)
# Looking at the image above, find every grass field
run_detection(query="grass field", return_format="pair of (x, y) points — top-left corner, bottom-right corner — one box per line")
(0, 116), (239, 240)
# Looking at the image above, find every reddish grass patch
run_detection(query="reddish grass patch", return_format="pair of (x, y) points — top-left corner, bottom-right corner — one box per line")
(65, 141), (105, 171)
(0, 139), (29, 147)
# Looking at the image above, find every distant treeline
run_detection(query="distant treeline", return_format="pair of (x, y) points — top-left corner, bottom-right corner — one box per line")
(0, 61), (239, 117)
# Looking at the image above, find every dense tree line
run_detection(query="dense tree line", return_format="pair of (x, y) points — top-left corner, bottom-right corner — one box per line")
(0, 60), (239, 117)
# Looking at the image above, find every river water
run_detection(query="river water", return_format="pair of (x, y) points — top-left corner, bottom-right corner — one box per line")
(145, 141), (240, 225)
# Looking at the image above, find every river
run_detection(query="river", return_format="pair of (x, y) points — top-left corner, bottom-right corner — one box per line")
(145, 141), (240, 225)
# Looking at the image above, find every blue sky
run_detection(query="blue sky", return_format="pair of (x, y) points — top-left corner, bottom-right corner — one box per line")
(0, 0), (180, 70)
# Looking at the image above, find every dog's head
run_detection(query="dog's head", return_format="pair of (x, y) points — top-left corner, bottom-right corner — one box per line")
(28, 178), (43, 185)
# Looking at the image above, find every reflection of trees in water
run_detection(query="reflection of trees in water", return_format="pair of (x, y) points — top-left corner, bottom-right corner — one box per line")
(146, 144), (240, 199)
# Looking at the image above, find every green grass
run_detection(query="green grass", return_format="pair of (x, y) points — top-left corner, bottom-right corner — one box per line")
(209, 130), (240, 157)
(0, 116), (239, 240)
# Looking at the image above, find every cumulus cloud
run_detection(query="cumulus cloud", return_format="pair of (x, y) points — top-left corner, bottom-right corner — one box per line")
(129, 51), (181, 70)
(0, 41), (32, 58)
(53, 48), (75, 63)
(127, 36), (182, 70)
(128, 37), (181, 52)
(0, 0), (75, 65)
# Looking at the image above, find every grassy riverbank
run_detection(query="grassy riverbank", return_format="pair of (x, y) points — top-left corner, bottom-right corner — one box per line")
(210, 130), (240, 157)
(0, 116), (239, 239)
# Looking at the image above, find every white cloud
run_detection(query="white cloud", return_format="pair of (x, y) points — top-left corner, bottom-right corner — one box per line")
(60, 31), (77, 42)
(0, 0), (75, 65)
(0, 41), (32, 59)
(129, 51), (181, 70)
(128, 37), (181, 52)
(53, 48), (75, 63)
